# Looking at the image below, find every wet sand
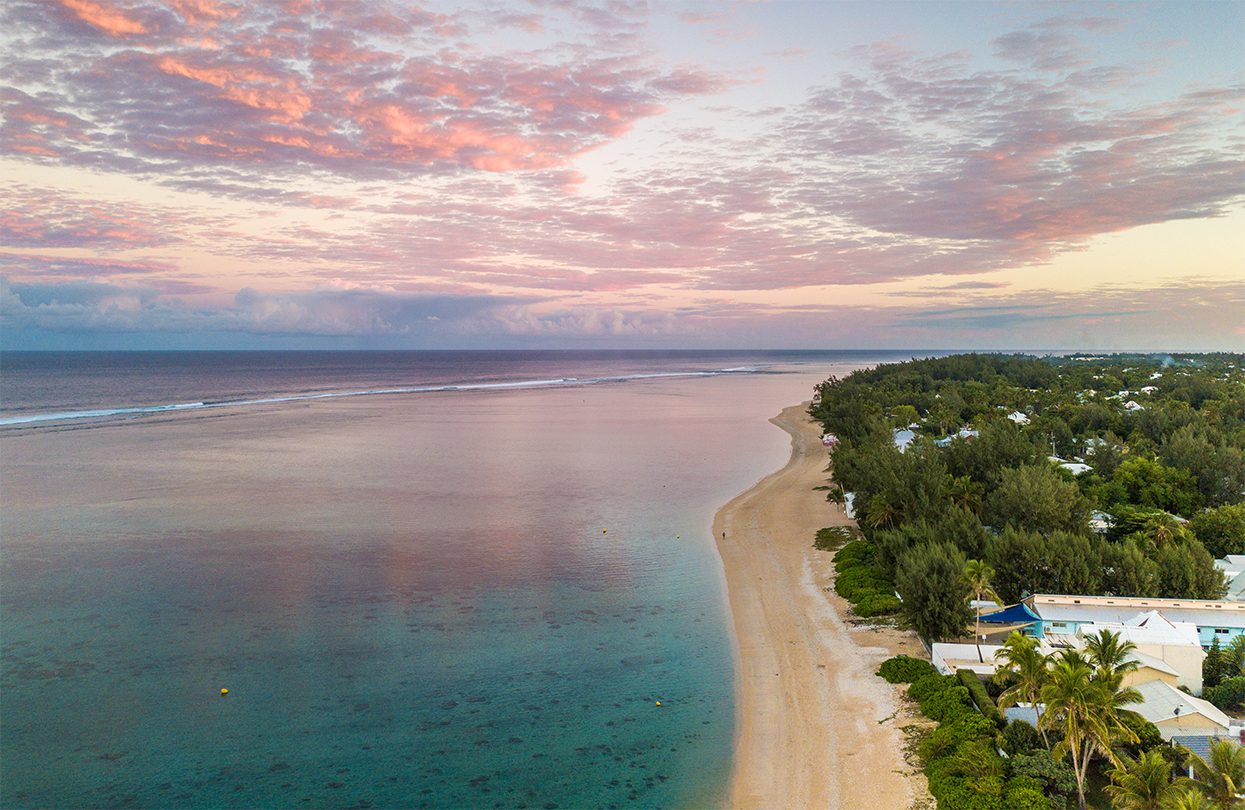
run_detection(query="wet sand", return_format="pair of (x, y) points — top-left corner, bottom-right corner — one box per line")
(714, 403), (929, 809)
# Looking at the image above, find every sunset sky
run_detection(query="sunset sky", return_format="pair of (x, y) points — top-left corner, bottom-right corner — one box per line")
(1, 0), (1242, 350)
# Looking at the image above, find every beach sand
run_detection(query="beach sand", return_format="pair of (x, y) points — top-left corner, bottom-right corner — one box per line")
(714, 403), (930, 809)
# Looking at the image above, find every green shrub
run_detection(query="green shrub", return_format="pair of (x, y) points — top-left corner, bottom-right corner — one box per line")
(832, 539), (872, 567)
(854, 592), (902, 616)
(878, 655), (937, 684)
(948, 738), (1005, 778)
(1000, 718), (1043, 757)
(927, 774), (1004, 810)
(920, 685), (973, 723)
(956, 669), (1004, 727)
(1204, 675), (1245, 711)
(814, 525), (856, 551)
(833, 565), (890, 601)
(1007, 750), (1077, 802)
(909, 672), (955, 702)
(919, 712), (996, 762)
(1118, 710), (1166, 755)
(1002, 785), (1051, 810)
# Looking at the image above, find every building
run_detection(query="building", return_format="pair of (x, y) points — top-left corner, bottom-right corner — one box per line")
(1066, 610), (1205, 694)
(1216, 555), (1245, 602)
(1131, 680), (1231, 740)
(1028, 594), (1245, 648)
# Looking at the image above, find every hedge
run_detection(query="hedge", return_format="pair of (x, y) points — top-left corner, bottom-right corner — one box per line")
(956, 669), (1004, 728)
(879, 653), (1068, 809)
(878, 654), (937, 684)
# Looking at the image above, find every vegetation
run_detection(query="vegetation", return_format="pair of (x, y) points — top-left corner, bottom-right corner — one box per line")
(826, 537), (902, 617)
(811, 353), (1245, 641)
(1181, 738), (1245, 810)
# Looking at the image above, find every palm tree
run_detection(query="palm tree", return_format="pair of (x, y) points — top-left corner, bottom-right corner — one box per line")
(1040, 656), (1140, 810)
(1084, 628), (1141, 689)
(1225, 636), (1245, 679)
(994, 631), (1052, 744)
(1184, 738), (1245, 810)
(865, 493), (899, 529)
(961, 559), (1000, 662)
(1167, 788), (1212, 810)
(1106, 749), (1192, 809)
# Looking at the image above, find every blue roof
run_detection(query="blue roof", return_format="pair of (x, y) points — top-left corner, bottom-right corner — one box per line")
(981, 603), (1040, 624)
(1004, 707), (1039, 728)
(1172, 735), (1241, 762)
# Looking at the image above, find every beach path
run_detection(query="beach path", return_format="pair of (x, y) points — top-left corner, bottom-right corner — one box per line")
(714, 403), (924, 809)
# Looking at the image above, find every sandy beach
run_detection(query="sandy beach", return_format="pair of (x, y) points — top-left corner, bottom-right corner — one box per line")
(714, 403), (929, 809)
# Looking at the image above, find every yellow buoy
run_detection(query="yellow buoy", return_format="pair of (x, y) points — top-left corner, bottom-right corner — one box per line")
(220, 688), (229, 697)
(655, 700), (662, 707)
(602, 528), (607, 534)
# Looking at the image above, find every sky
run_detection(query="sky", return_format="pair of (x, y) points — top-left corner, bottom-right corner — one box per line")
(1, 0), (1243, 351)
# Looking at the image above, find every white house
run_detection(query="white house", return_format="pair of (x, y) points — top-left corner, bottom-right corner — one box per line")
(1007, 411), (1031, 425)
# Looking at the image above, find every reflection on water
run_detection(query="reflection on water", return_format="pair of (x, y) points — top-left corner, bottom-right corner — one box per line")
(1, 368), (850, 808)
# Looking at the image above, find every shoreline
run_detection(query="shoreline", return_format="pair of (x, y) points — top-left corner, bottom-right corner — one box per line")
(713, 402), (928, 809)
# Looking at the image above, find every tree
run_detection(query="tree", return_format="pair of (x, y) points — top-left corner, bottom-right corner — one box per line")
(1106, 749), (1193, 810)
(896, 541), (971, 643)
(1083, 628), (1140, 689)
(987, 528), (1105, 604)
(1206, 637), (1227, 690)
(1155, 543), (1227, 600)
(984, 464), (1092, 534)
(1183, 737), (1245, 810)
(1191, 505), (1245, 559)
(994, 632), (1052, 745)
(1094, 456), (1203, 518)
(1226, 636), (1245, 679)
(962, 559), (1000, 662)
(1102, 539), (1160, 597)
(1166, 788), (1211, 810)
(1040, 653), (1140, 810)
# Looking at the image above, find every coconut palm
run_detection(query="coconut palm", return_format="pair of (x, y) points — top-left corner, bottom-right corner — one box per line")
(1106, 749), (1192, 809)
(1184, 738), (1245, 810)
(961, 559), (1000, 662)
(1040, 656), (1140, 810)
(993, 631), (1052, 744)
(1167, 788), (1212, 810)
(1084, 628), (1141, 689)
(1226, 636), (1245, 679)
(865, 493), (899, 529)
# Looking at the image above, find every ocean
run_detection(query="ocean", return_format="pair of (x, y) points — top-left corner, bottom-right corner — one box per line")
(0, 350), (917, 808)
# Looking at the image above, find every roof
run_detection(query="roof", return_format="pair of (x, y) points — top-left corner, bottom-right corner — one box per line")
(1129, 649), (1181, 677)
(1031, 594), (1245, 629)
(893, 429), (915, 452)
(981, 602), (1041, 624)
(1004, 706), (1040, 728)
(1132, 680), (1230, 729)
(1172, 735), (1242, 762)
(1076, 611), (1203, 648)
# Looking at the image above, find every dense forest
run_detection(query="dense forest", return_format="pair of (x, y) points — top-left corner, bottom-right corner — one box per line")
(811, 353), (1245, 642)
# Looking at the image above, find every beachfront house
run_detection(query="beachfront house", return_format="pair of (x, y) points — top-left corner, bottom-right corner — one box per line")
(1027, 594), (1245, 650)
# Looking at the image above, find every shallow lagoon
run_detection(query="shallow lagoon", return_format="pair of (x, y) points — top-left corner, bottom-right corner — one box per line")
(1, 358), (869, 807)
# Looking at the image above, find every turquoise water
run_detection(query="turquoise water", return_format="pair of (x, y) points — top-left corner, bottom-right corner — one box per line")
(0, 354), (882, 808)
